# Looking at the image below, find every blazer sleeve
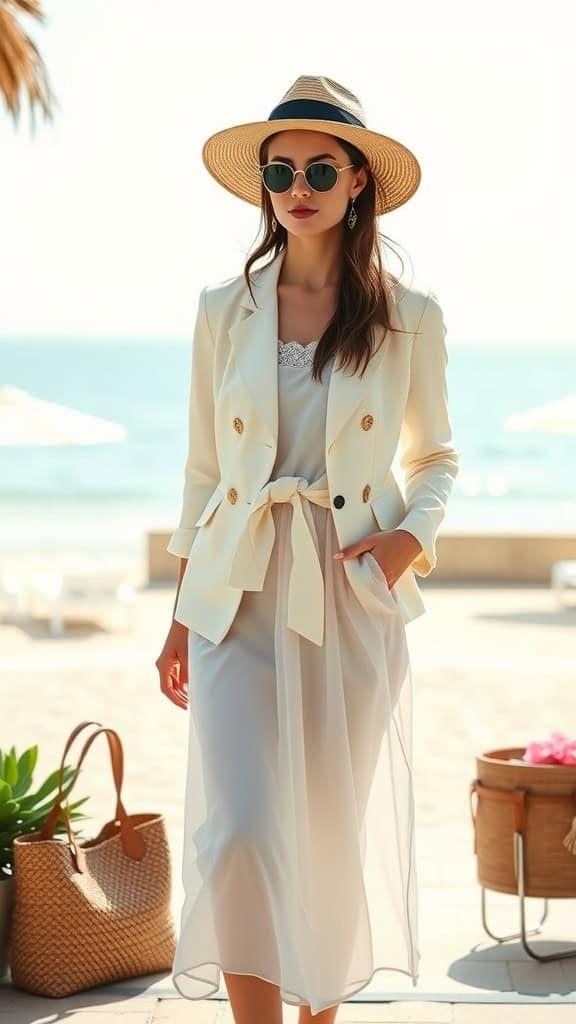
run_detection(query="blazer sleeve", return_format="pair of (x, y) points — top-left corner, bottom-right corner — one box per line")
(166, 286), (219, 558)
(395, 288), (459, 577)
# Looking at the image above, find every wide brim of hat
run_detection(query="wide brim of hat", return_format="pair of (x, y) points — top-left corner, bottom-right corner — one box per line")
(201, 118), (421, 217)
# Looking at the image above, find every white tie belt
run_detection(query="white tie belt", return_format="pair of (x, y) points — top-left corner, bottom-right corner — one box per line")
(226, 475), (332, 646)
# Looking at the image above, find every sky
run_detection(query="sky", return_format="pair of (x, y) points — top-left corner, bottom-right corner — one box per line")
(0, 0), (575, 345)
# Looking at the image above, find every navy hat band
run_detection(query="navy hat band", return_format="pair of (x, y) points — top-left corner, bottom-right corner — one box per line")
(267, 98), (365, 129)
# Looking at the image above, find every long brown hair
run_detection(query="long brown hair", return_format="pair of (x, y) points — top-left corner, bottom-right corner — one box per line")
(243, 132), (415, 383)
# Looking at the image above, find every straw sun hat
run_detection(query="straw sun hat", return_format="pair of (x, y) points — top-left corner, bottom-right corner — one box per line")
(201, 74), (422, 218)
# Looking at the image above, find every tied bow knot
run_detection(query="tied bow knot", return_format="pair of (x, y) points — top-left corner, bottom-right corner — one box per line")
(226, 476), (332, 646)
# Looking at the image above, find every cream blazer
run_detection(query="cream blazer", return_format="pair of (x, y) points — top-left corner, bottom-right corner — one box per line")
(167, 249), (459, 645)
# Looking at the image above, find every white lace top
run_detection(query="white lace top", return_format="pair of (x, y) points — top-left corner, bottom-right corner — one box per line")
(278, 338), (319, 367)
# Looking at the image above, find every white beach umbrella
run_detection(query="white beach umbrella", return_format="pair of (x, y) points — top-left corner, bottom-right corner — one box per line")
(0, 386), (126, 446)
(504, 394), (576, 435)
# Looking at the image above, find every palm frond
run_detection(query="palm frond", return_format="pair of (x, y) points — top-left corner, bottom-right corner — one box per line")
(0, 0), (57, 127)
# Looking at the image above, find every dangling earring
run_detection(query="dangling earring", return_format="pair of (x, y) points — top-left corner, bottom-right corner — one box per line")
(271, 216), (277, 232)
(347, 197), (357, 230)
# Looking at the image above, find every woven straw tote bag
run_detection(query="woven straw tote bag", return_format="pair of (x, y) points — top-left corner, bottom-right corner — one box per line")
(470, 746), (576, 899)
(9, 720), (177, 997)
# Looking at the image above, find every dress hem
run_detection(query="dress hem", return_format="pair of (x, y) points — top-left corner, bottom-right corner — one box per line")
(172, 959), (421, 1014)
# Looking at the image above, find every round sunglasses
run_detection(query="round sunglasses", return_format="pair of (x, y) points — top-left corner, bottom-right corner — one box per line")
(258, 160), (355, 194)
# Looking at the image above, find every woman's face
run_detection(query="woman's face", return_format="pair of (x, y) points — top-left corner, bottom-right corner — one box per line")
(264, 129), (367, 236)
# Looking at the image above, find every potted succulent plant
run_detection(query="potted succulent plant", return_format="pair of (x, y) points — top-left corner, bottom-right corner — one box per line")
(0, 742), (90, 977)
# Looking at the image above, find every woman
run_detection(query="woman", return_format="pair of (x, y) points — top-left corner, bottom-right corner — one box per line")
(155, 75), (459, 1024)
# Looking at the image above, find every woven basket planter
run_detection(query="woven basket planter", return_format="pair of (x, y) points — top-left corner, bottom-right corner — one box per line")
(470, 746), (576, 899)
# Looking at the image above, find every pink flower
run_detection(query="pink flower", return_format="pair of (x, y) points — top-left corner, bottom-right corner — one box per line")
(523, 732), (576, 766)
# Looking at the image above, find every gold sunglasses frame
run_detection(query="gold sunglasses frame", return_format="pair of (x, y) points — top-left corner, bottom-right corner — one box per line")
(257, 161), (355, 194)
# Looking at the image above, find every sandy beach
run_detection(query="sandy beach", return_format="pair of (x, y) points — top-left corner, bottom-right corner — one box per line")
(4, 577), (575, 834)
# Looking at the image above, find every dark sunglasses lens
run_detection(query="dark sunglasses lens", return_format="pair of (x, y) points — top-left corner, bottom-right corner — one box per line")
(306, 163), (338, 191)
(262, 164), (293, 192)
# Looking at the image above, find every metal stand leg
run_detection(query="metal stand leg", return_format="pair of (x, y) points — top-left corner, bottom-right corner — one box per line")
(480, 832), (576, 962)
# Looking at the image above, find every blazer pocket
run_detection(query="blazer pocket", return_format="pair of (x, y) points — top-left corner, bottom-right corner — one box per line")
(354, 550), (400, 618)
(194, 485), (224, 527)
(363, 550), (391, 590)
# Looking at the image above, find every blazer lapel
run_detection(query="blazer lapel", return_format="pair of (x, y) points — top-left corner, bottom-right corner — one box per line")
(227, 252), (283, 447)
(227, 248), (390, 454)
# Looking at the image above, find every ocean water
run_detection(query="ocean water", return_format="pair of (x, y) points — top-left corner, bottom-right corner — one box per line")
(1, 339), (575, 571)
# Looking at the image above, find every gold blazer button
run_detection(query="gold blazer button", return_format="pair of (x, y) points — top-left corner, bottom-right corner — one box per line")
(233, 417), (244, 433)
(227, 487), (238, 504)
(361, 413), (374, 430)
(362, 484), (371, 502)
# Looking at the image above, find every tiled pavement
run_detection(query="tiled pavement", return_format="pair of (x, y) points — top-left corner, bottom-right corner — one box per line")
(2, 981), (576, 1022)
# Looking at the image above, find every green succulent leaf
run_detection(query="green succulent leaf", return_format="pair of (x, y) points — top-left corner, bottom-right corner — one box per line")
(17, 746), (38, 780)
(3, 752), (18, 788)
(0, 801), (19, 824)
(10, 747), (38, 798)
(66, 796), (90, 812)
(17, 765), (79, 809)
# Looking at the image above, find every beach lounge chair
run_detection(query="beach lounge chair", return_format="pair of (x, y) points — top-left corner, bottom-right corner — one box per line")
(24, 569), (136, 635)
(551, 560), (576, 609)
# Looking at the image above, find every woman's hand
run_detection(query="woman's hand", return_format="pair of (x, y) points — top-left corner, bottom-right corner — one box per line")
(155, 619), (189, 709)
(333, 529), (423, 588)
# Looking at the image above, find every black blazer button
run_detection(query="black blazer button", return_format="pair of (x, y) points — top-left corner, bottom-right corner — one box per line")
(333, 494), (345, 509)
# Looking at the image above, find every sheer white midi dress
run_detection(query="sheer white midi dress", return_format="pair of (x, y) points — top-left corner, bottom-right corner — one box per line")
(172, 337), (420, 1016)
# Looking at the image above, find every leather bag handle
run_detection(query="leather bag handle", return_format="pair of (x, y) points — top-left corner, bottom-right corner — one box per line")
(41, 721), (145, 870)
(41, 720), (103, 839)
